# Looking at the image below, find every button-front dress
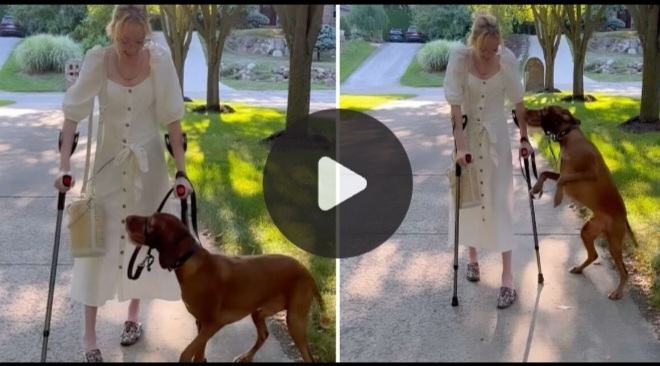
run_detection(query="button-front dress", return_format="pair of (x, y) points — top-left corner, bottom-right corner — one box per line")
(444, 45), (524, 252)
(62, 42), (183, 306)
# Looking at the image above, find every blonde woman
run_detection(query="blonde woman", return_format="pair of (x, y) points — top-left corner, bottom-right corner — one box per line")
(444, 12), (533, 309)
(54, 5), (191, 361)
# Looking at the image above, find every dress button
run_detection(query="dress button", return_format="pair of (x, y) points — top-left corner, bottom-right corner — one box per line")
(481, 206), (485, 209)
(123, 188), (127, 192)
(481, 95), (485, 98)
(121, 235), (125, 239)
(125, 123), (129, 127)
(120, 250), (125, 255)
(480, 181), (483, 184)
(480, 169), (483, 172)
(119, 265), (123, 269)
(479, 155), (483, 159)
(128, 89), (132, 93)
(477, 118), (480, 121)
(483, 81), (486, 85)
(482, 218), (486, 222)
(481, 193), (484, 197)
(122, 139), (127, 143)
(123, 171), (127, 175)
(121, 219), (125, 224)
(123, 204), (126, 208)
(128, 107), (132, 111)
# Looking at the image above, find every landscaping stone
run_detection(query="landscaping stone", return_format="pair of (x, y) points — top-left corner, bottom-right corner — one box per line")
(523, 57), (545, 92)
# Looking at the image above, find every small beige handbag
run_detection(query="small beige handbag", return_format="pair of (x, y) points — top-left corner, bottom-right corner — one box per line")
(447, 156), (482, 209)
(65, 91), (106, 258)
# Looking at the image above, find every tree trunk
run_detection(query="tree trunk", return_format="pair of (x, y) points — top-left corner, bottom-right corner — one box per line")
(639, 6), (659, 122)
(207, 49), (220, 111)
(160, 5), (194, 98)
(275, 5), (324, 134)
(544, 53), (555, 90)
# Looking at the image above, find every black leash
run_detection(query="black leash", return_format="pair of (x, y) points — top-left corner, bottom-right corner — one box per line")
(127, 133), (198, 280)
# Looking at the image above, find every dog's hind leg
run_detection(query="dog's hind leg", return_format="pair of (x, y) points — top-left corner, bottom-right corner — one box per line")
(605, 220), (628, 300)
(570, 217), (605, 274)
(286, 284), (316, 362)
(233, 311), (271, 363)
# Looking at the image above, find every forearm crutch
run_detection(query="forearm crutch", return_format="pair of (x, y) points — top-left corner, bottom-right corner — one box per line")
(512, 110), (544, 285)
(41, 132), (78, 362)
(452, 115), (472, 307)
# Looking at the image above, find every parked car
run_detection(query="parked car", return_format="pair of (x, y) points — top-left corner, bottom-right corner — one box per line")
(405, 26), (425, 43)
(388, 28), (405, 42)
(0, 16), (25, 37)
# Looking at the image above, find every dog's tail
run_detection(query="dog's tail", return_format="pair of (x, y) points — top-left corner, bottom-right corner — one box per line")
(625, 218), (639, 248)
(313, 284), (332, 330)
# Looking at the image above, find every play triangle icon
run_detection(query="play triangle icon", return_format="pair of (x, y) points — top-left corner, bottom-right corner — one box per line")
(318, 156), (367, 211)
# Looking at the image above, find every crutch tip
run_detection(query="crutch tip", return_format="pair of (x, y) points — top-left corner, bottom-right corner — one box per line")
(538, 273), (545, 284)
(451, 297), (459, 307)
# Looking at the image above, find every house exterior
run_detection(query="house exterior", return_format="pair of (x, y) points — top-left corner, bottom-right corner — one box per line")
(258, 5), (336, 27)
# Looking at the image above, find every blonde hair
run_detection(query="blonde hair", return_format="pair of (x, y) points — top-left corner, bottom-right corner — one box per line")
(106, 5), (151, 43)
(468, 12), (501, 56)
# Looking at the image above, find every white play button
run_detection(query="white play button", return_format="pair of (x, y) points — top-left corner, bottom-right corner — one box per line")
(318, 156), (367, 211)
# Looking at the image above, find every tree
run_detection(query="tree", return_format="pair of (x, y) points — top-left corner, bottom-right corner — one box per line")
(410, 5), (471, 41)
(159, 5), (195, 97)
(274, 5), (324, 134)
(192, 5), (244, 112)
(8, 5), (87, 36)
(627, 5), (659, 124)
(531, 5), (562, 92)
(553, 5), (606, 100)
(469, 5), (534, 39)
(314, 24), (335, 61)
(345, 5), (388, 42)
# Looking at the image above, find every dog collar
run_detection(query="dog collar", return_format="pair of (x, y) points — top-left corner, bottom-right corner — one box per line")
(167, 244), (200, 272)
(553, 126), (576, 142)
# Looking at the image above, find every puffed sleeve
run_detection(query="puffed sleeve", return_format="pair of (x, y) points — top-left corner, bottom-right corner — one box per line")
(62, 46), (105, 123)
(500, 46), (524, 106)
(443, 46), (469, 106)
(149, 42), (184, 127)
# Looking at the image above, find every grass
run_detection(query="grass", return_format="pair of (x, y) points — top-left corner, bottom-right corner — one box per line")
(0, 49), (65, 92)
(339, 94), (416, 112)
(223, 79), (335, 91)
(400, 55), (445, 87)
(524, 92), (660, 307)
(340, 40), (376, 83)
(167, 101), (335, 362)
(592, 30), (638, 39)
(0, 100), (15, 107)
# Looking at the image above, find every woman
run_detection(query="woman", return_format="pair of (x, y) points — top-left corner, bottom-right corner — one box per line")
(444, 12), (533, 309)
(54, 5), (192, 361)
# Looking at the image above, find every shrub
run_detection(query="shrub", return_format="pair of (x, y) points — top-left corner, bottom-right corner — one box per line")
(315, 25), (335, 54)
(410, 5), (471, 41)
(416, 39), (463, 73)
(247, 10), (270, 28)
(70, 5), (113, 54)
(340, 16), (351, 40)
(346, 5), (389, 42)
(14, 34), (83, 74)
(7, 5), (87, 36)
(605, 17), (626, 31)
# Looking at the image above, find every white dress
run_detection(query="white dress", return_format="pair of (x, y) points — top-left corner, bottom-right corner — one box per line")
(444, 45), (524, 252)
(62, 42), (184, 306)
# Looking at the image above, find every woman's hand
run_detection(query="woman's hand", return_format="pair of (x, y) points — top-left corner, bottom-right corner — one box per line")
(54, 171), (75, 193)
(456, 149), (472, 167)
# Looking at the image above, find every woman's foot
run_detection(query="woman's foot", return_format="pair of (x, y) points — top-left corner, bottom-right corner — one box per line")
(120, 320), (143, 346)
(83, 348), (103, 362)
(496, 286), (517, 309)
(466, 262), (480, 282)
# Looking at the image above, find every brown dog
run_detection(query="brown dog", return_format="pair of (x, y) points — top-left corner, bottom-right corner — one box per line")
(525, 105), (638, 300)
(125, 213), (330, 362)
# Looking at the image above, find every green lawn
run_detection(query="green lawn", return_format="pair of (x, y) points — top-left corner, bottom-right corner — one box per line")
(0, 50), (65, 92)
(340, 40), (376, 83)
(400, 55), (445, 88)
(340, 94), (416, 112)
(524, 93), (660, 307)
(0, 100), (15, 107)
(171, 102), (335, 361)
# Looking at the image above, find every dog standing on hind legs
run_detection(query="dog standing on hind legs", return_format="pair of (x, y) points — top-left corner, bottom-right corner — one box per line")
(525, 105), (639, 300)
(125, 213), (331, 362)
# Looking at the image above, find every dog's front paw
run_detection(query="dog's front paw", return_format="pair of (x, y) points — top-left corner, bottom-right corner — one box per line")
(569, 266), (583, 274)
(553, 189), (564, 207)
(531, 181), (544, 199)
(608, 289), (624, 300)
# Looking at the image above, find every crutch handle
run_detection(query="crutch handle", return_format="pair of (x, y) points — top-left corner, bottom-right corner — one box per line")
(176, 184), (186, 198)
(62, 175), (73, 188)
(521, 148), (529, 158)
